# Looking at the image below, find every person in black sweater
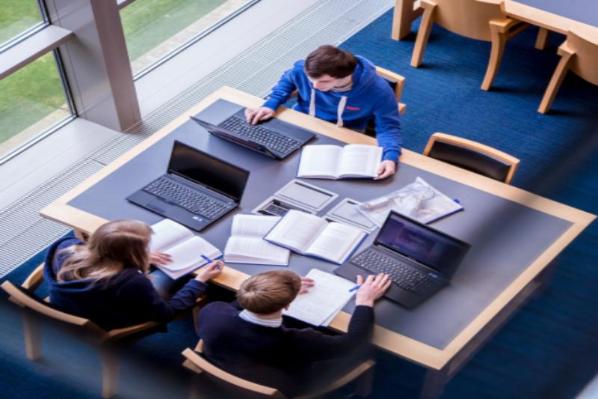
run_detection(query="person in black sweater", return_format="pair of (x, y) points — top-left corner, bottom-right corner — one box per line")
(44, 219), (223, 330)
(197, 269), (390, 396)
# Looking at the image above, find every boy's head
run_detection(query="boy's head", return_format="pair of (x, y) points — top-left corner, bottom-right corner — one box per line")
(304, 45), (357, 91)
(237, 270), (302, 314)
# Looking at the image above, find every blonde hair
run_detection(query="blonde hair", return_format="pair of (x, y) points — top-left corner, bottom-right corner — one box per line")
(237, 270), (301, 314)
(57, 219), (151, 283)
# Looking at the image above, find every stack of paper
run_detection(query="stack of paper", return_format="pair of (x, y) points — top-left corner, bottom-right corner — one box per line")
(284, 269), (355, 327)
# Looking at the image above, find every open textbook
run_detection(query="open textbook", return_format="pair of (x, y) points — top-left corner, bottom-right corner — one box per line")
(149, 219), (222, 279)
(284, 269), (355, 326)
(358, 177), (463, 226)
(297, 144), (382, 179)
(224, 215), (290, 265)
(265, 210), (367, 264)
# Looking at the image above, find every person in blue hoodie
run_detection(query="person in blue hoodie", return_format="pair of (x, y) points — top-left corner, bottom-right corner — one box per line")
(245, 45), (402, 179)
(44, 219), (223, 330)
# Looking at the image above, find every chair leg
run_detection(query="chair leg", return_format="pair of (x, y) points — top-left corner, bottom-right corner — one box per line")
(538, 53), (572, 113)
(410, 4), (436, 67)
(22, 312), (42, 360)
(481, 28), (507, 91)
(100, 346), (119, 398)
(535, 28), (549, 50)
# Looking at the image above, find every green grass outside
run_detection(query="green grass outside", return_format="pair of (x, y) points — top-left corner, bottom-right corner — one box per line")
(0, 0), (227, 148)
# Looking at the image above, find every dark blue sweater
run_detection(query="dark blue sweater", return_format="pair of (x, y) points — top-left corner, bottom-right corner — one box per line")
(44, 236), (207, 330)
(197, 301), (374, 395)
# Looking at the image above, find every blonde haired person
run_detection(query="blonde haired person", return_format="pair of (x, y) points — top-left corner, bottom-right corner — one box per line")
(197, 269), (390, 396)
(44, 219), (222, 330)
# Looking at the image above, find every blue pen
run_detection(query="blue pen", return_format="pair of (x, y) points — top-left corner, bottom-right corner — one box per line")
(348, 284), (360, 293)
(201, 254), (212, 264)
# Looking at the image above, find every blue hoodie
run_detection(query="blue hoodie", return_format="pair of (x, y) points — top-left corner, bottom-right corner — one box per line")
(263, 56), (402, 161)
(43, 236), (207, 330)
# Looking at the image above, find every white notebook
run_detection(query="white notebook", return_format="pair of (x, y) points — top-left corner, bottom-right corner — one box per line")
(297, 144), (383, 179)
(284, 269), (355, 326)
(264, 210), (367, 264)
(224, 215), (290, 266)
(149, 219), (222, 279)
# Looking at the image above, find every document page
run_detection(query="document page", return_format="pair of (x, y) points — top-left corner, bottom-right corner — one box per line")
(307, 222), (367, 264)
(297, 145), (342, 178)
(338, 145), (382, 178)
(149, 219), (194, 252)
(265, 210), (327, 253)
(224, 236), (290, 265)
(231, 214), (280, 237)
(284, 269), (355, 326)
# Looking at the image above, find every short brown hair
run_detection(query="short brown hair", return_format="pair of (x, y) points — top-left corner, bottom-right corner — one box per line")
(237, 270), (301, 314)
(304, 45), (357, 79)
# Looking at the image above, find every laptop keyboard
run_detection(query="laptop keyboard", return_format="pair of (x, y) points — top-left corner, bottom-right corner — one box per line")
(218, 115), (301, 155)
(144, 176), (229, 219)
(351, 248), (431, 291)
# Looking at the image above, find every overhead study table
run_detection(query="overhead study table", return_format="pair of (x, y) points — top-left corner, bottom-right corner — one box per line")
(41, 86), (594, 398)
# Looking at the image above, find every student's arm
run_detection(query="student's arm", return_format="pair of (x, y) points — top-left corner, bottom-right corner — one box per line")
(287, 274), (390, 362)
(121, 261), (222, 324)
(262, 68), (298, 111)
(373, 89), (402, 163)
(121, 275), (208, 323)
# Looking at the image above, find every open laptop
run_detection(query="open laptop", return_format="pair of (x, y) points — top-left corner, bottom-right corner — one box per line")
(335, 211), (470, 309)
(190, 109), (315, 160)
(127, 140), (249, 232)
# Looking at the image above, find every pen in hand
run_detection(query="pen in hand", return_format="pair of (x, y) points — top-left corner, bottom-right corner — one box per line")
(348, 284), (360, 293)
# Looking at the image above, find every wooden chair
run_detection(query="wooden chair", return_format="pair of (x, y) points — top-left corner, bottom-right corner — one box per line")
(376, 66), (407, 115)
(423, 132), (520, 184)
(1, 264), (161, 398)
(182, 340), (375, 399)
(410, 0), (528, 90)
(538, 30), (598, 114)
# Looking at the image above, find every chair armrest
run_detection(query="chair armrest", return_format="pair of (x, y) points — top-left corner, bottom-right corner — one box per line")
(557, 41), (576, 57)
(103, 320), (161, 342)
(420, 0), (437, 10)
(489, 17), (521, 33)
(22, 264), (45, 291)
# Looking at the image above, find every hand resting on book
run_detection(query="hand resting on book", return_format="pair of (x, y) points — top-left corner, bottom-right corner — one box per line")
(375, 160), (398, 180)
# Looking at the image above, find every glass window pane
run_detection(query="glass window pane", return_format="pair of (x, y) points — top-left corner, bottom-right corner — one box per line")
(0, 53), (71, 156)
(0, 0), (44, 47)
(121, 0), (254, 75)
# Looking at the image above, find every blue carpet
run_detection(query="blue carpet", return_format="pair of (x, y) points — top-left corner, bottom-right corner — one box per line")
(1, 10), (597, 399)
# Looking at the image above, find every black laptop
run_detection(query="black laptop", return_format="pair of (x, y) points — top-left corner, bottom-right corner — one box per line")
(335, 211), (470, 309)
(190, 109), (315, 160)
(127, 140), (249, 232)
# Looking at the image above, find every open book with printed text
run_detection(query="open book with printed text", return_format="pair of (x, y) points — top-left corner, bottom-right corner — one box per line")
(297, 144), (383, 179)
(224, 215), (290, 265)
(264, 210), (367, 264)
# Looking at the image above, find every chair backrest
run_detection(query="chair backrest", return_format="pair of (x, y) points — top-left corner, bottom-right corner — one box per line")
(432, 0), (505, 41)
(423, 132), (519, 184)
(375, 66), (405, 103)
(567, 30), (598, 85)
(182, 344), (285, 399)
(1, 280), (102, 331)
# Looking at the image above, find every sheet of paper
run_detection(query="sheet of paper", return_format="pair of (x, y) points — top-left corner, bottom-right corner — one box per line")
(284, 269), (355, 326)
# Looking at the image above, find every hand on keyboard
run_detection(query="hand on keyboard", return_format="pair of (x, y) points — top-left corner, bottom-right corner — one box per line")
(355, 273), (392, 307)
(245, 106), (275, 125)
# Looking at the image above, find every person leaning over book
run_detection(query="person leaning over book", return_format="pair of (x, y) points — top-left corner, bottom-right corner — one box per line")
(44, 219), (223, 330)
(245, 44), (402, 179)
(196, 270), (391, 396)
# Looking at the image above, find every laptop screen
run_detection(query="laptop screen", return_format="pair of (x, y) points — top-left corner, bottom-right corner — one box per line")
(376, 211), (470, 277)
(168, 141), (249, 201)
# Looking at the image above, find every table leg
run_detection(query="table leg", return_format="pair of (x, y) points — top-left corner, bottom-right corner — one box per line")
(392, 0), (421, 40)
(421, 367), (449, 399)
